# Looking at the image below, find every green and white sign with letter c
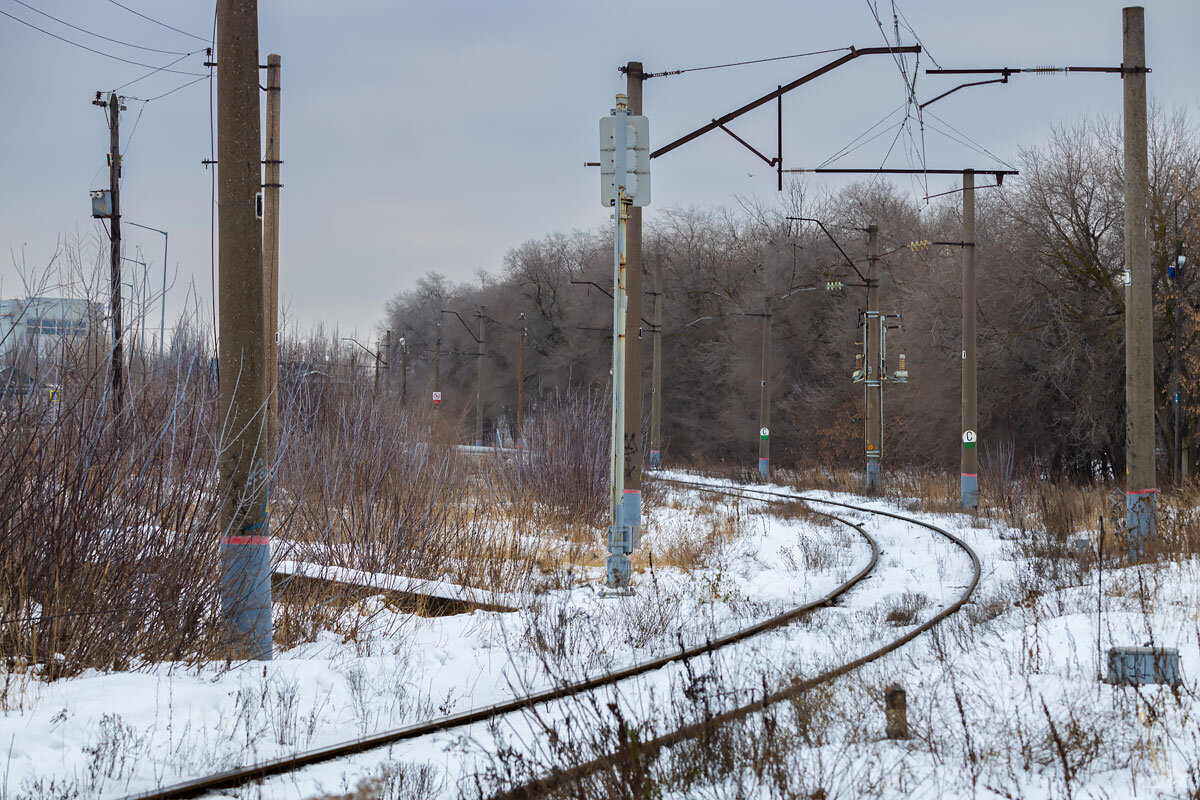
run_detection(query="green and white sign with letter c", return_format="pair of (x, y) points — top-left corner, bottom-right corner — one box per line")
(962, 430), (976, 449)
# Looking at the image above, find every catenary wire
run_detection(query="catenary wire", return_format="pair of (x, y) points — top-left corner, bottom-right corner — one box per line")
(925, 109), (1017, 169)
(104, 0), (210, 43)
(896, 4), (941, 68)
(816, 100), (907, 169)
(7, 0), (191, 55)
(0, 8), (206, 76)
(644, 46), (853, 78)
(924, 110), (1018, 170)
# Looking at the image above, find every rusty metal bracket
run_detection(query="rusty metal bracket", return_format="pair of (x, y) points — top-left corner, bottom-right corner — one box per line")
(651, 45), (919, 161)
(716, 122), (777, 166)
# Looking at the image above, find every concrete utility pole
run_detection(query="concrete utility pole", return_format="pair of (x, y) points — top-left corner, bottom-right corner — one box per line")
(649, 255), (663, 468)
(623, 61), (645, 544)
(475, 308), (486, 446)
(758, 294), (772, 479)
(95, 92), (124, 417)
(865, 224), (882, 494)
(961, 170), (979, 511)
(1123, 5), (1156, 547)
(216, 0), (272, 660)
(517, 312), (526, 448)
(263, 53), (282, 468)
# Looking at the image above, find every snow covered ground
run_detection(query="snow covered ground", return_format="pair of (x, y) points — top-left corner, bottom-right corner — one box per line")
(1, 477), (863, 799)
(3, 475), (1197, 799)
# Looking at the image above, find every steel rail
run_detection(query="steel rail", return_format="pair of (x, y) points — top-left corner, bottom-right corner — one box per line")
(121, 485), (879, 800)
(491, 476), (982, 800)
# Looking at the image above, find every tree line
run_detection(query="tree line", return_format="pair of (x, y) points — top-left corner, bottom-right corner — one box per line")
(382, 108), (1200, 484)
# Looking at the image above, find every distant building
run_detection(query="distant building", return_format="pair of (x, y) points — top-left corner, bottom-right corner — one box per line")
(0, 296), (101, 363)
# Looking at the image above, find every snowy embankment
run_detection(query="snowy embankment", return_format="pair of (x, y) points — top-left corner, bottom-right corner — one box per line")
(5, 475), (1197, 800)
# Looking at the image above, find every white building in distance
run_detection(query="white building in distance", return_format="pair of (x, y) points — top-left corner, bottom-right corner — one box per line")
(0, 296), (99, 364)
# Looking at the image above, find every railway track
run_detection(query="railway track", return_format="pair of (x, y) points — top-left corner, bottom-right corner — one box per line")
(122, 477), (978, 800)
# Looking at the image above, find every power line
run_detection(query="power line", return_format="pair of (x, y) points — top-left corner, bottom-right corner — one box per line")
(0, 8), (206, 77)
(121, 100), (144, 153)
(104, 0), (210, 44)
(113, 48), (205, 92)
(8, 0), (191, 55)
(139, 74), (209, 102)
(642, 46), (853, 79)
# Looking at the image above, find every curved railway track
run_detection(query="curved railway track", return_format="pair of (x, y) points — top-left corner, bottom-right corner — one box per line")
(493, 476), (983, 799)
(122, 478), (978, 800)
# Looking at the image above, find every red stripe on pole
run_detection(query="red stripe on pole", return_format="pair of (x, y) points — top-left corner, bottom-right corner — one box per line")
(623, 489), (641, 495)
(1126, 488), (1158, 496)
(961, 473), (977, 477)
(221, 536), (270, 545)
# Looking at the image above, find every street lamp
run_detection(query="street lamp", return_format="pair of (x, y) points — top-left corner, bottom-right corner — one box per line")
(125, 221), (168, 359)
(121, 257), (148, 352)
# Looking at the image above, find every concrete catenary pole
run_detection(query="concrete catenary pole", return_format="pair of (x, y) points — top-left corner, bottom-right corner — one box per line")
(758, 295), (772, 479)
(373, 341), (381, 397)
(1123, 5), (1156, 547)
(961, 170), (979, 511)
(433, 320), (442, 411)
(865, 224), (882, 494)
(107, 93), (124, 418)
(475, 308), (486, 446)
(383, 329), (392, 392)
(216, 0), (271, 660)
(400, 336), (408, 406)
(263, 53), (281, 469)
(1175, 237), (1184, 483)
(517, 312), (526, 448)
(649, 255), (663, 469)
(623, 61), (644, 543)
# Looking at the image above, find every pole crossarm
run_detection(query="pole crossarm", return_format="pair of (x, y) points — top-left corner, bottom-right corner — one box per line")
(570, 280), (655, 328)
(716, 122), (777, 166)
(785, 167), (1017, 181)
(787, 217), (868, 284)
(922, 65), (1150, 108)
(650, 45), (920, 161)
(439, 309), (481, 343)
(341, 337), (385, 365)
(926, 66), (1149, 75)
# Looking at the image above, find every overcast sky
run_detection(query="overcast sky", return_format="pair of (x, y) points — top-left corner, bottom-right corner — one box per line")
(2, 1), (1199, 343)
